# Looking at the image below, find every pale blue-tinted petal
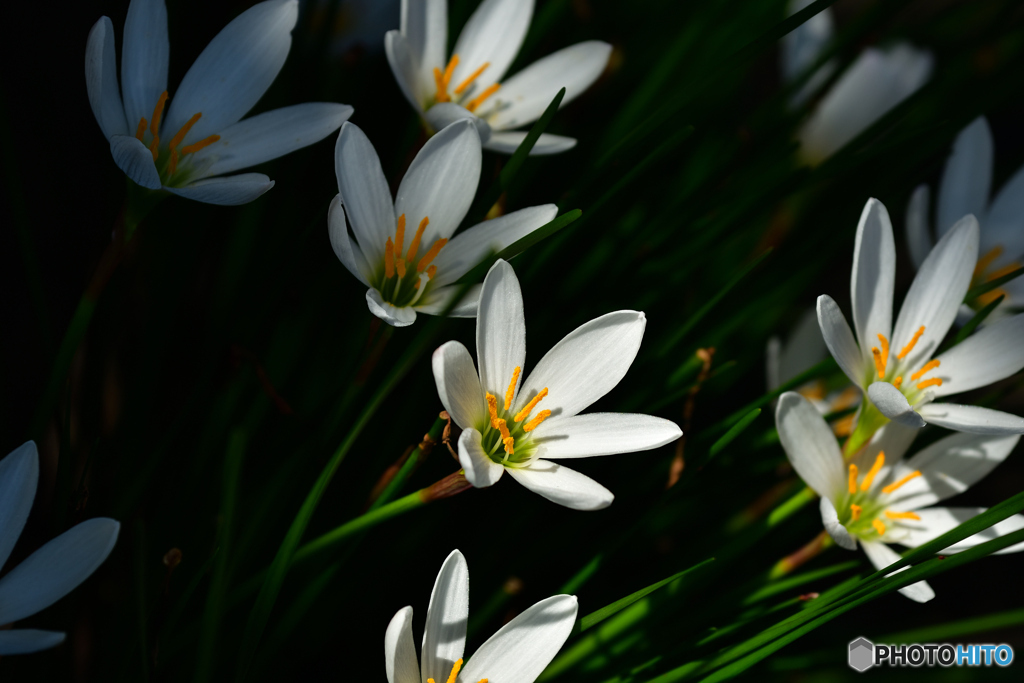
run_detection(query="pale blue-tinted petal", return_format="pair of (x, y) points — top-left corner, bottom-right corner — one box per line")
(937, 117), (993, 236)
(850, 198), (895, 370)
(120, 0), (169, 130)
(167, 174), (274, 205)
(0, 442), (38, 572)
(420, 549), (469, 683)
(109, 135), (162, 189)
(983, 163), (1024, 262)
(414, 284), (482, 318)
(917, 403), (1024, 435)
(328, 195), (373, 286)
(816, 295), (865, 387)
(932, 313), (1024, 397)
(508, 460), (614, 510)
(385, 30), (425, 110)
(423, 103), (492, 140)
(366, 289), (417, 327)
(0, 630), (66, 656)
(450, 0), (533, 91)
(905, 184), (932, 270)
(432, 341), (486, 429)
(401, 0), (446, 92)
(335, 122), (395, 264)
(483, 131), (577, 155)
(85, 17), (128, 139)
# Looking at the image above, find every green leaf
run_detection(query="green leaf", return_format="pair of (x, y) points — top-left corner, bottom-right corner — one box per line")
(950, 295), (1005, 349)
(964, 266), (1024, 303)
(707, 409), (760, 460)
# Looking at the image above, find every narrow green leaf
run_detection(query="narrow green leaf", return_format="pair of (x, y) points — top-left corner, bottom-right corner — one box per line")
(964, 266), (1024, 303)
(951, 295), (1004, 347)
(708, 409), (760, 459)
(879, 607), (1024, 644)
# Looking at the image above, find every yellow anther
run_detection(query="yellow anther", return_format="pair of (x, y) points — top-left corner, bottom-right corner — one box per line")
(168, 112), (202, 151)
(897, 326), (925, 360)
(407, 217), (429, 262)
(437, 658), (463, 683)
(892, 376), (902, 389)
(515, 388), (549, 423)
(180, 134), (221, 156)
(427, 265), (438, 279)
(394, 214), (406, 259)
(495, 418), (511, 442)
(433, 67), (450, 103)
(454, 61), (491, 95)
(384, 238), (395, 278)
(850, 504), (862, 521)
(877, 334), (889, 364)
(833, 414), (855, 437)
(417, 238), (448, 272)
(910, 360), (940, 382)
(871, 333), (890, 378)
(523, 410), (551, 432)
(872, 518), (886, 536)
(466, 83), (500, 112)
(881, 470), (922, 494)
(485, 393), (499, 427)
(135, 116), (148, 141)
(974, 245), (1004, 276)
(504, 367), (521, 411)
(149, 90), (169, 137)
(884, 510), (921, 521)
(503, 436), (515, 455)
(988, 261), (1022, 281)
(860, 451), (885, 492)
(915, 377), (942, 390)
(396, 257), (407, 278)
(848, 463), (859, 495)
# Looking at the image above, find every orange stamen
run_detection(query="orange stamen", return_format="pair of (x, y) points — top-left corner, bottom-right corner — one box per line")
(502, 436), (515, 455)
(988, 261), (1022, 281)
(407, 217), (429, 261)
(442, 55), (459, 88)
(897, 326), (925, 360)
(515, 388), (549, 423)
(433, 67), (450, 103)
(148, 134), (160, 161)
(881, 470), (922, 494)
(860, 451), (885, 492)
(833, 414), (855, 437)
(523, 410), (551, 432)
(504, 367), (521, 411)
(915, 377), (942, 390)
(168, 112), (202, 151)
(884, 510), (921, 521)
(180, 134), (221, 156)
(892, 376), (902, 389)
(848, 463), (859, 495)
(872, 518), (886, 536)
(850, 504), (862, 521)
(466, 83), (500, 112)
(974, 245), (1004, 277)
(495, 418), (511, 441)
(454, 61), (490, 95)
(135, 117), (148, 141)
(394, 214), (406, 259)
(485, 393), (500, 427)
(384, 238), (395, 278)
(417, 238), (447, 272)
(395, 257), (407, 278)
(872, 333), (889, 378)
(149, 90), (169, 137)
(427, 265), (438, 280)
(910, 360), (940, 382)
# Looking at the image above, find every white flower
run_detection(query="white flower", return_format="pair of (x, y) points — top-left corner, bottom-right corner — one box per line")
(432, 259), (681, 510)
(386, 549), (578, 683)
(777, 392), (1024, 603)
(783, 2), (932, 165)
(385, 0), (611, 155)
(86, 0), (352, 205)
(330, 120), (556, 327)
(906, 116), (1024, 316)
(0, 442), (120, 655)
(817, 198), (1024, 435)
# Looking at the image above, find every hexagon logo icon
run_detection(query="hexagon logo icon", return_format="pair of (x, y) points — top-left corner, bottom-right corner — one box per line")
(848, 637), (875, 672)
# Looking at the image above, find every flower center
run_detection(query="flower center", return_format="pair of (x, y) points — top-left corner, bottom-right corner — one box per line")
(837, 450), (923, 540)
(376, 214), (447, 307)
(427, 658), (488, 683)
(432, 54), (501, 113)
(971, 245), (1020, 308)
(869, 326), (942, 401)
(481, 366), (551, 465)
(134, 91), (220, 186)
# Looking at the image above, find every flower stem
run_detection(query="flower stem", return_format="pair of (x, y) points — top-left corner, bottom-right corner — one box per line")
(364, 412), (448, 511)
(769, 530), (834, 579)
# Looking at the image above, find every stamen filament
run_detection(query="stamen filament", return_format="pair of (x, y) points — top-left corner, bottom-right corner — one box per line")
(850, 504), (862, 521)
(180, 134), (221, 156)
(872, 518), (886, 536)
(860, 450), (885, 492)
(417, 238), (448, 272)
(168, 112), (202, 151)
(881, 470), (922, 494)
(884, 510), (921, 521)
(149, 90), (169, 137)
(523, 410), (551, 432)
(915, 377), (942, 390)
(515, 388), (549, 423)
(974, 245), (1004, 276)
(897, 326), (925, 360)
(148, 134), (160, 161)
(427, 265), (438, 279)
(407, 217), (429, 262)
(504, 367), (521, 411)
(466, 83), (500, 112)
(395, 214), (406, 259)
(502, 436), (515, 455)
(911, 359), (940, 382)
(135, 117), (148, 141)
(848, 463), (859, 495)
(384, 238), (396, 278)
(454, 61), (491, 95)
(892, 376), (902, 389)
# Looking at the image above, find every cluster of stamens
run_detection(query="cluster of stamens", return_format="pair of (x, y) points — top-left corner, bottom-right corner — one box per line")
(483, 366), (551, 460)
(843, 450), (922, 538)
(870, 325), (942, 393)
(426, 658), (487, 683)
(379, 214), (448, 303)
(134, 91), (220, 180)
(972, 245), (1021, 307)
(433, 54), (501, 113)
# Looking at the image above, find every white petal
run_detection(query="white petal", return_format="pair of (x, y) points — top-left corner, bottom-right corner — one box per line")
(517, 311), (646, 419)
(0, 442), (38, 572)
(475, 260), (526, 399)
(328, 195), (372, 286)
(937, 117), (993, 236)
(848, 420), (919, 489)
(414, 284), (482, 318)
(886, 432), (1020, 511)
(401, 0), (446, 94)
(0, 518), (119, 626)
(917, 403), (1024, 435)
(984, 163), (1024, 260)
(484, 42), (611, 130)
(816, 295), (865, 387)
(860, 540), (935, 603)
(781, 0), (834, 83)
(120, 0), (169, 131)
(896, 507), (1024, 555)
(867, 382), (925, 428)
(167, 173), (274, 205)
(194, 103), (353, 178)
(450, 0), (532, 91)
(395, 119), (481, 243)
(109, 135), (162, 190)
(483, 132), (577, 155)
(385, 30), (425, 111)
(423, 103), (492, 142)
(163, 0), (299, 144)
(850, 198), (895, 370)
(385, 606), (420, 683)
(421, 549), (469, 683)
(366, 288), (417, 327)
(459, 595), (578, 683)
(432, 341), (486, 429)
(820, 496), (857, 550)
(932, 313), (1024, 397)
(531, 413), (681, 459)
(457, 428), (504, 488)
(335, 122), (395, 265)
(0, 630), (66, 656)
(85, 17), (128, 139)
(891, 214), (979, 368)
(905, 184), (933, 270)
(775, 392), (846, 498)
(775, 308), (828, 387)
(507, 460), (613, 510)
(431, 205), (557, 287)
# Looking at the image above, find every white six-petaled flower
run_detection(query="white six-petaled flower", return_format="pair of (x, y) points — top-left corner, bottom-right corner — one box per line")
(777, 392), (1024, 603)
(86, 0), (352, 205)
(0, 442), (120, 655)
(431, 259), (682, 510)
(385, 0), (611, 155)
(386, 549), (578, 683)
(330, 120), (557, 327)
(817, 198), (1024, 435)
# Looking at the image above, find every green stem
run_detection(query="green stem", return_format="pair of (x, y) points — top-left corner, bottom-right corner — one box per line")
(766, 486), (816, 528)
(366, 414), (448, 512)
